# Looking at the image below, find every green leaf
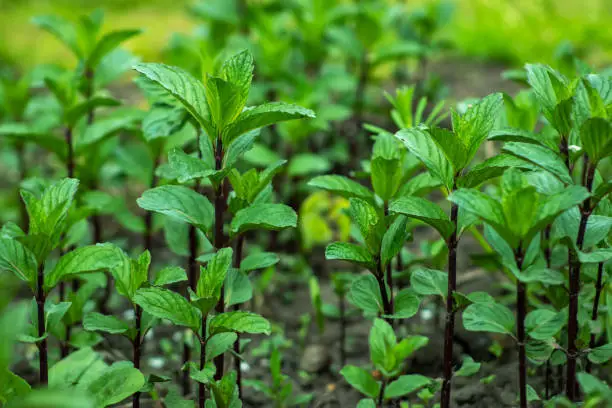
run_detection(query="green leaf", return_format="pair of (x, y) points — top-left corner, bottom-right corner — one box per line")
(577, 248), (612, 264)
(370, 318), (397, 373)
(0, 237), (38, 290)
(230, 204), (297, 237)
(83, 312), (129, 335)
(429, 127), (469, 172)
(206, 333), (237, 362)
(111, 251), (150, 301)
(240, 252), (279, 272)
(380, 215), (409, 267)
(349, 274), (384, 314)
(87, 29), (141, 68)
(224, 268), (252, 307)
(581, 117), (612, 163)
(488, 127), (547, 147)
(588, 343), (612, 364)
(384, 374), (430, 399)
(167, 149), (216, 183)
(205, 76), (245, 131)
(32, 15), (81, 58)
(455, 356), (481, 377)
(533, 185), (590, 231)
(371, 157), (401, 201)
(515, 266), (565, 285)
(525, 309), (566, 340)
(389, 196), (454, 239)
(153, 266), (187, 286)
(340, 365), (380, 398)
(223, 102), (315, 145)
(137, 185), (214, 232)
(220, 49), (254, 98)
(455, 92), (503, 163)
(463, 302), (515, 336)
(83, 362), (145, 408)
(410, 268), (447, 299)
(45, 301), (72, 332)
(394, 127), (454, 191)
(49, 347), (102, 389)
(448, 189), (507, 239)
(503, 142), (572, 184)
(44, 244), (123, 292)
(133, 63), (213, 132)
(356, 399), (376, 408)
(390, 288), (420, 319)
(457, 154), (537, 188)
(325, 242), (375, 269)
(194, 248), (232, 314)
(348, 198), (383, 254)
(208, 311), (270, 336)
(308, 175), (375, 201)
(527, 385), (541, 402)
(134, 287), (201, 330)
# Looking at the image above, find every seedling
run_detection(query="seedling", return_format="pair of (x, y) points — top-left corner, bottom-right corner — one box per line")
(341, 318), (432, 407)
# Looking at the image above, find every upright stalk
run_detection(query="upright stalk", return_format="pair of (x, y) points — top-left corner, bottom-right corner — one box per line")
(199, 324), (208, 408)
(213, 137), (227, 380)
(36, 264), (48, 384)
(441, 202), (458, 408)
(377, 379), (387, 408)
(514, 244), (527, 408)
(375, 258), (393, 322)
(133, 304), (143, 408)
(232, 235), (245, 397)
(383, 204), (394, 313)
(585, 261), (605, 374)
(566, 161), (595, 400)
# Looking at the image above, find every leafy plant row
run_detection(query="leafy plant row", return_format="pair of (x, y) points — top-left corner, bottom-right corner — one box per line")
(0, 5), (610, 408)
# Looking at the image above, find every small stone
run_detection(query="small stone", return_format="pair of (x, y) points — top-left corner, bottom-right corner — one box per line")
(299, 344), (331, 373)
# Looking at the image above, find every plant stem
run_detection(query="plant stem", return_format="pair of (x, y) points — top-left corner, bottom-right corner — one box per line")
(440, 203), (458, 408)
(585, 262), (605, 374)
(199, 332), (207, 408)
(133, 305), (142, 408)
(566, 161), (595, 400)
(232, 234), (245, 398)
(213, 137), (227, 380)
(375, 259), (393, 322)
(383, 203), (394, 317)
(377, 378), (387, 408)
(339, 292), (346, 368)
(514, 244), (527, 408)
(545, 360), (551, 400)
(36, 264), (48, 385)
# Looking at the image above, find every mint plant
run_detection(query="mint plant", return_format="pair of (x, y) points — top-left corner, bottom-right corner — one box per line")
(0, 178), (123, 384)
(451, 168), (589, 407)
(392, 92), (503, 408)
(340, 318), (432, 407)
(134, 49), (313, 402)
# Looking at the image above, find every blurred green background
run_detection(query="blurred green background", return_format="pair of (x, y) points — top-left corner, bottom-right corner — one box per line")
(0, 0), (611, 69)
